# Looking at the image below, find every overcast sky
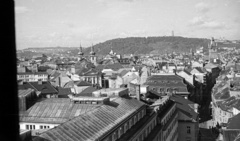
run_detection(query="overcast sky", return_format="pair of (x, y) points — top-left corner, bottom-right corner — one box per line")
(15, 0), (240, 49)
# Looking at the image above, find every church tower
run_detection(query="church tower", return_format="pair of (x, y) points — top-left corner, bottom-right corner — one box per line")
(208, 37), (218, 62)
(90, 44), (97, 65)
(78, 43), (84, 60)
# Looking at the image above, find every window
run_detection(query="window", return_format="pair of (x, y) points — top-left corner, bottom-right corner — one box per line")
(134, 116), (137, 124)
(142, 110), (145, 117)
(26, 125), (29, 129)
(40, 125), (43, 129)
(129, 119), (132, 128)
(187, 126), (191, 134)
(124, 123), (128, 133)
(138, 113), (141, 120)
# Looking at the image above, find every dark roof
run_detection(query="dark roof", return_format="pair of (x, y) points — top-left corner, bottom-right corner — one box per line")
(57, 87), (73, 95)
(170, 95), (198, 121)
(76, 86), (97, 97)
(194, 67), (207, 73)
(33, 97), (145, 141)
(75, 81), (92, 87)
(227, 113), (240, 129)
(30, 81), (58, 94)
(19, 98), (99, 124)
(18, 82), (58, 94)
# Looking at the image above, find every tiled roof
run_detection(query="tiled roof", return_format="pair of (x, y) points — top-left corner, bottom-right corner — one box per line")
(33, 97), (145, 141)
(19, 98), (100, 124)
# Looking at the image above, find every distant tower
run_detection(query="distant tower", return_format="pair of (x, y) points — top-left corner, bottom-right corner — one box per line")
(208, 37), (218, 61)
(90, 44), (97, 65)
(172, 31), (174, 37)
(78, 43), (84, 60)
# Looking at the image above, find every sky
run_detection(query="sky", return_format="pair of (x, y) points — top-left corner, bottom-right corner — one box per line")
(15, 0), (240, 49)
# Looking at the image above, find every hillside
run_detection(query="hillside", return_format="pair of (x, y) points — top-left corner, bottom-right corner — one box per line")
(17, 36), (240, 58)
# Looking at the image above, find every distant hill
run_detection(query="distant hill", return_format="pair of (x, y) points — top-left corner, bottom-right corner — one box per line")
(17, 36), (240, 58)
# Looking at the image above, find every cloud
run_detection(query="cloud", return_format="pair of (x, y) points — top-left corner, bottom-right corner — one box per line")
(189, 16), (226, 29)
(15, 6), (30, 14)
(201, 21), (226, 29)
(195, 2), (211, 13)
(189, 16), (205, 26)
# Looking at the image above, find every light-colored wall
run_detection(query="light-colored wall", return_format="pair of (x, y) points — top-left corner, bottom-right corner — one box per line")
(20, 122), (59, 130)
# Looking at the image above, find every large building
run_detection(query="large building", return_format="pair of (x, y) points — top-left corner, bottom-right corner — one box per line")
(19, 97), (107, 132)
(17, 72), (48, 82)
(144, 74), (190, 98)
(27, 92), (179, 141)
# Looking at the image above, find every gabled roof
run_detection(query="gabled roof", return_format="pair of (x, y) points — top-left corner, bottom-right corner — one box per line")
(33, 97), (145, 141)
(170, 95), (198, 121)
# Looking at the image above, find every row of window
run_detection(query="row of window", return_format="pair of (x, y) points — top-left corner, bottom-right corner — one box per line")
(26, 125), (35, 130)
(25, 124), (50, 130)
(163, 114), (178, 141)
(104, 109), (146, 141)
(134, 118), (157, 141)
(18, 74), (47, 78)
(162, 106), (176, 126)
(151, 87), (178, 93)
(18, 78), (48, 82)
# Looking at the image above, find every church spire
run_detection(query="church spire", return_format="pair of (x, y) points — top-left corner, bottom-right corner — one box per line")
(90, 43), (95, 56)
(78, 43), (84, 56)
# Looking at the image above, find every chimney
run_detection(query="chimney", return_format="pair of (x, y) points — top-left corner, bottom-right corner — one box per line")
(38, 79), (42, 85)
(194, 104), (198, 113)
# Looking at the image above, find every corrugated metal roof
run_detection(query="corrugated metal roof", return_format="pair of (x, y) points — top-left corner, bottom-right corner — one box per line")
(19, 98), (100, 124)
(33, 97), (145, 141)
